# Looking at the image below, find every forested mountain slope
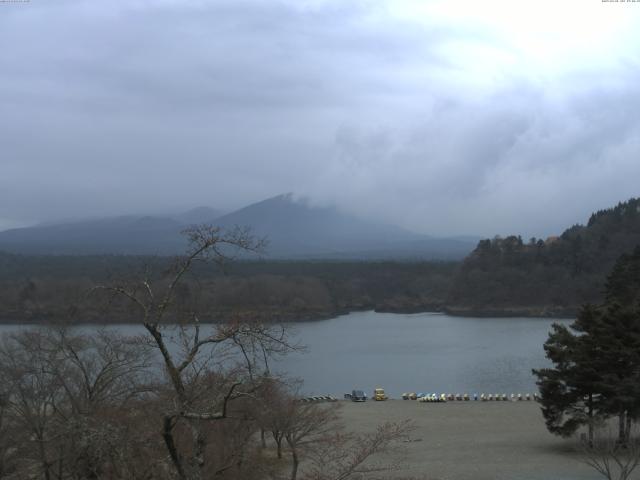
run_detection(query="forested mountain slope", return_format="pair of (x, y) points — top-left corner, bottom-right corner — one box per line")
(447, 198), (640, 316)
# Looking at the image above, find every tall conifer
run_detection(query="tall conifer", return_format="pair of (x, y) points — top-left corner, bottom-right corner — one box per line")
(534, 247), (640, 444)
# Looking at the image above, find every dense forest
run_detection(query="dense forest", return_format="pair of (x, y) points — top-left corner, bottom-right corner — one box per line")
(447, 198), (640, 316)
(1, 197), (639, 323)
(0, 255), (456, 323)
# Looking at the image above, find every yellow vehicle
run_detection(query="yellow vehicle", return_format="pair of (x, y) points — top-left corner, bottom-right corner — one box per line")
(373, 387), (388, 401)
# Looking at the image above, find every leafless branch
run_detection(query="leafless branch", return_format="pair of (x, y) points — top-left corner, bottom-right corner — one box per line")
(581, 426), (640, 480)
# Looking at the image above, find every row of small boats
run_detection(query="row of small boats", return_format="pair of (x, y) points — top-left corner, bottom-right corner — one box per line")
(298, 395), (338, 403)
(403, 392), (538, 402)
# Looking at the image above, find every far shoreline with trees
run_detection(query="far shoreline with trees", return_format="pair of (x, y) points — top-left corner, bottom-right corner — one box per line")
(0, 197), (638, 324)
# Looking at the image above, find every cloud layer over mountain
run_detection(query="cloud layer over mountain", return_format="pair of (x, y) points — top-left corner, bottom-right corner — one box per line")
(1, 0), (639, 237)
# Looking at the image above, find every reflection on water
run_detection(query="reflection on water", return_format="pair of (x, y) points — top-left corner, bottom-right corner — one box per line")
(0, 311), (570, 397)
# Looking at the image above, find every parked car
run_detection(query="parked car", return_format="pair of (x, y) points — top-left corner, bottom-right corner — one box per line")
(351, 389), (367, 402)
(373, 387), (387, 401)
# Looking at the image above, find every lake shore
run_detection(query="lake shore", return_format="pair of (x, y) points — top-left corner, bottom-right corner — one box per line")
(338, 399), (599, 480)
(0, 304), (577, 325)
(442, 305), (577, 319)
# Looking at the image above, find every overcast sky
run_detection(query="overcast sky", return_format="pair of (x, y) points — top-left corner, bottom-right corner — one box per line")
(1, 0), (640, 237)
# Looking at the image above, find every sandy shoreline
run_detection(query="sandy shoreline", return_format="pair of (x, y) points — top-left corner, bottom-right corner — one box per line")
(338, 399), (600, 480)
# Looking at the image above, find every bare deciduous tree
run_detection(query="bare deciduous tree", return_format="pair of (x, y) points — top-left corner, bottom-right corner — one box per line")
(0, 225), (424, 480)
(581, 427), (640, 480)
(283, 401), (340, 480)
(94, 225), (297, 480)
(252, 380), (416, 480)
(0, 328), (156, 480)
(302, 420), (415, 480)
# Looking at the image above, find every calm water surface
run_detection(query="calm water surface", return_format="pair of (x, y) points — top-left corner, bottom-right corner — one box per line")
(0, 311), (569, 397)
(276, 311), (570, 397)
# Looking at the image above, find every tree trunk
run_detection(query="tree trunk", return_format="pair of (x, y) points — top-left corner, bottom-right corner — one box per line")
(36, 433), (51, 480)
(587, 396), (594, 448)
(163, 415), (187, 480)
(190, 420), (206, 480)
(625, 411), (632, 444)
(272, 431), (283, 459)
(619, 410), (627, 445)
(289, 446), (299, 480)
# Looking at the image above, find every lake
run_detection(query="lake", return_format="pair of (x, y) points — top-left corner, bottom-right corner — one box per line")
(0, 311), (569, 398)
(276, 311), (569, 397)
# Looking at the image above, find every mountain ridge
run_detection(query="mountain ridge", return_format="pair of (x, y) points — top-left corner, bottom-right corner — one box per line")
(0, 194), (476, 259)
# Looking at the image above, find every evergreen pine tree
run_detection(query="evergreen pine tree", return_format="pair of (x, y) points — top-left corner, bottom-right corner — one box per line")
(534, 247), (640, 444)
(533, 306), (605, 445)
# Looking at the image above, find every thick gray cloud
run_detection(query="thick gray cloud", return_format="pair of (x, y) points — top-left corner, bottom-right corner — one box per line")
(1, 0), (639, 237)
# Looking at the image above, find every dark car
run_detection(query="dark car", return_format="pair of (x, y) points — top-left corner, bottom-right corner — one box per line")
(351, 389), (367, 402)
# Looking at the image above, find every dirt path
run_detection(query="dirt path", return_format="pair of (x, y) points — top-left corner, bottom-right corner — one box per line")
(338, 399), (601, 480)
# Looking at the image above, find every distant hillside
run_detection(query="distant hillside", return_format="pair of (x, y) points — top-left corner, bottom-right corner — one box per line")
(213, 194), (476, 259)
(0, 206), (222, 255)
(4, 197), (639, 323)
(0, 194), (476, 259)
(447, 197), (640, 316)
(173, 206), (223, 225)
